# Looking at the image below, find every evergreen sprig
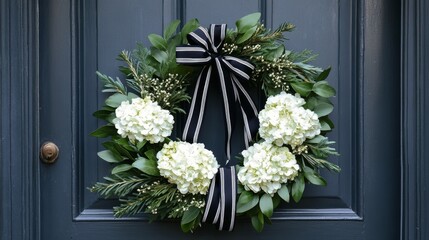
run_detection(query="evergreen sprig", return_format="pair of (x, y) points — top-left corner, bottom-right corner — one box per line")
(89, 173), (149, 198)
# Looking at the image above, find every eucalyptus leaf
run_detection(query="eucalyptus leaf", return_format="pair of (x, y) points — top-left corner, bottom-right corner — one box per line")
(266, 45), (285, 60)
(127, 92), (140, 100)
(277, 184), (290, 202)
(320, 116), (335, 129)
(97, 150), (122, 163)
(236, 12), (261, 34)
(236, 25), (257, 44)
(313, 102), (334, 117)
(105, 93), (128, 108)
(111, 164), (133, 174)
(181, 206), (200, 225)
(148, 34), (168, 51)
(237, 191), (254, 206)
(320, 121), (332, 131)
(303, 166), (327, 186)
(291, 82), (313, 97)
(132, 157), (159, 176)
(272, 194), (281, 208)
(292, 174), (305, 202)
(237, 194), (259, 213)
(304, 96), (318, 110)
(164, 19), (180, 40)
(306, 135), (325, 144)
(259, 194), (273, 218)
(313, 81), (336, 97)
(251, 212), (264, 232)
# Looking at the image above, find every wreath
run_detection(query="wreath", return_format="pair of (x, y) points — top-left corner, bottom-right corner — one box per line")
(90, 13), (340, 233)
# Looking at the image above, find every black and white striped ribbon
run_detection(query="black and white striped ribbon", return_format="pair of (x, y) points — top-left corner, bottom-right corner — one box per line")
(176, 24), (258, 161)
(176, 24), (259, 231)
(202, 166), (236, 231)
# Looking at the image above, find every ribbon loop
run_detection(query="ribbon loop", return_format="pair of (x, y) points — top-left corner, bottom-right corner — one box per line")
(176, 24), (259, 231)
(176, 24), (259, 161)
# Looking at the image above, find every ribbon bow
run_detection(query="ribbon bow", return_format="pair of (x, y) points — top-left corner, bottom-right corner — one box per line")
(176, 24), (259, 231)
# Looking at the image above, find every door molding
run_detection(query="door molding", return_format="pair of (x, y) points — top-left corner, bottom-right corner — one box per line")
(401, 0), (429, 239)
(0, 0), (40, 240)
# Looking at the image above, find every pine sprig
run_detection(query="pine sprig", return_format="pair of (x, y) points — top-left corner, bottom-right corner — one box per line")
(308, 138), (339, 158)
(301, 153), (340, 172)
(89, 173), (150, 198)
(96, 71), (127, 95)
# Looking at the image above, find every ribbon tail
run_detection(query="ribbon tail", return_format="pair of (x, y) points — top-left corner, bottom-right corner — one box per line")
(231, 75), (259, 144)
(202, 166), (237, 231)
(182, 66), (213, 143)
(215, 59), (237, 162)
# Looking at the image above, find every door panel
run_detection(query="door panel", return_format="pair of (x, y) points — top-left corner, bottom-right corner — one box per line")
(39, 0), (400, 239)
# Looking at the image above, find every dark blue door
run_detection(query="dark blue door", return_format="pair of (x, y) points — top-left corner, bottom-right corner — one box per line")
(39, 0), (400, 239)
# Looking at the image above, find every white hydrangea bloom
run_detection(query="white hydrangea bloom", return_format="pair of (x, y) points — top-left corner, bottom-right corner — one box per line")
(258, 91), (321, 148)
(113, 97), (174, 144)
(156, 141), (219, 195)
(237, 141), (299, 195)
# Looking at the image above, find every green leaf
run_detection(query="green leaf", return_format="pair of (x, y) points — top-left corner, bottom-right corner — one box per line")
(181, 19), (200, 43)
(97, 150), (122, 163)
(290, 82), (313, 97)
(181, 206), (200, 225)
(237, 191), (254, 206)
(144, 149), (157, 161)
(306, 135), (325, 144)
(320, 116), (335, 130)
(251, 212), (264, 232)
(93, 110), (114, 121)
(164, 19), (181, 40)
(132, 157), (160, 176)
(272, 194), (281, 208)
(259, 194), (273, 218)
(292, 174), (305, 202)
(148, 34), (167, 51)
(105, 93), (128, 108)
(150, 48), (168, 63)
(304, 97), (318, 110)
(236, 25), (257, 44)
(313, 81), (336, 97)
(320, 120), (332, 131)
(237, 194), (259, 213)
(127, 92), (139, 100)
(303, 166), (327, 186)
(277, 184), (290, 202)
(236, 12), (261, 34)
(136, 140), (147, 151)
(313, 102), (334, 117)
(103, 141), (135, 160)
(316, 67), (331, 81)
(111, 164), (133, 174)
(266, 45), (285, 60)
(114, 138), (136, 152)
(90, 125), (117, 138)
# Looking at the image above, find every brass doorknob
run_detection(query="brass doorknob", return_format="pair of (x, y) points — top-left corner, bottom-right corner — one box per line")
(40, 142), (59, 164)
